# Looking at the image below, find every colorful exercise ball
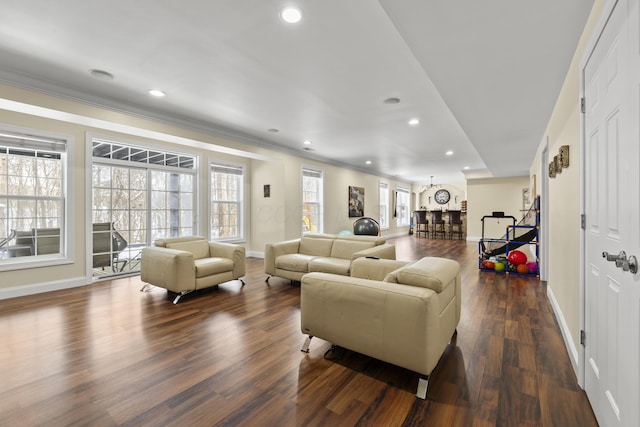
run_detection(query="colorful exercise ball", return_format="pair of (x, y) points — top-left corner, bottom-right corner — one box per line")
(483, 261), (495, 270)
(494, 262), (506, 272)
(516, 264), (530, 274)
(507, 250), (528, 266)
(526, 262), (538, 274)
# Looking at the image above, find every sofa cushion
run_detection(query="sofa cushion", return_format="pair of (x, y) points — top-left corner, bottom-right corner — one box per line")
(337, 235), (386, 246)
(276, 253), (317, 272)
(330, 239), (375, 260)
(166, 240), (210, 260)
(385, 257), (459, 293)
(309, 257), (351, 275)
(351, 258), (409, 281)
(299, 236), (334, 257)
(194, 257), (234, 278)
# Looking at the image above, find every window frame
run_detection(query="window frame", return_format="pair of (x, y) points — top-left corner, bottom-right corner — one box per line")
(378, 182), (389, 230)
(302, 166), (324, 234)
(0, 124), (74, 271)
(209, 161), (246, 242)
(395, 186), (410, 227)
(87, 133), (199, 279)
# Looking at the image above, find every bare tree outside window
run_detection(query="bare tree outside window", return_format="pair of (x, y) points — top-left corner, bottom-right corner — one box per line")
(210, 164), (244, 240)
(91, 139), (196, 278)
(0, 137), (65, 262)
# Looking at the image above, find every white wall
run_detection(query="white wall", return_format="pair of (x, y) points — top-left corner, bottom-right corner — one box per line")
(466, 176), (530, 240)
(530, 0), (606, 362)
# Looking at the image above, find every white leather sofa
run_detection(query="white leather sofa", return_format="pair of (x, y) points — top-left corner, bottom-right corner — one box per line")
(264, 233), (396, 283)
(300, 256), (461, 399)
(140, 236), (245, 303)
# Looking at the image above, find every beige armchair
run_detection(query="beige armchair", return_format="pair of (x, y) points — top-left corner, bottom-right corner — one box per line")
(140, 236), (245, 303)
(300, 256), (461, 399)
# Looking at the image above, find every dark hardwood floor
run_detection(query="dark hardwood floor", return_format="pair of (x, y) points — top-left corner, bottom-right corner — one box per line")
(0, 235), (598, 426)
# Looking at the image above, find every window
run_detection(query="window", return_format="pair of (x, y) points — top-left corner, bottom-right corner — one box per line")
(210, 163), (244, 241)
(302, 167), (323, 233)
(395, 186), (410, 227)
(91, 138), (196, 277)
(379, 182), (389, 229)
(0, 127), (69, 268)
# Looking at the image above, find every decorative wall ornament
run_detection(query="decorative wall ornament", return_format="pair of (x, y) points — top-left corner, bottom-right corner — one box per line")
(548, 145), (570, 179)
(559, 145), (570, 168)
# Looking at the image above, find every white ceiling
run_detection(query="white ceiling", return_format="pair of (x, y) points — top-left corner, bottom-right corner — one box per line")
(0, 0), (593, 184)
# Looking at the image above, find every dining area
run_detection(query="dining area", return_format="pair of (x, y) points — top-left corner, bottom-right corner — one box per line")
(413, 209), (466, 240)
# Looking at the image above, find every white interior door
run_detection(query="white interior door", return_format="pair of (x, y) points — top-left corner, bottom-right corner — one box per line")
(583, 0), (640, 426)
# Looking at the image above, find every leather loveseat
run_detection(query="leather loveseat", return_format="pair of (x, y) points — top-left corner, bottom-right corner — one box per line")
(141, 236), (245, 303)
(264, 233), (396, 283)
(300, 256), (461, 399)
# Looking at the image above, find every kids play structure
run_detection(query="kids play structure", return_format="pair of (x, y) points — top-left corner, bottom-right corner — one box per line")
(478, 196), (540, 277)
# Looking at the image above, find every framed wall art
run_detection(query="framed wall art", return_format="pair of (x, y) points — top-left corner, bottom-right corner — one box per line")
(348, 186), (364, 217)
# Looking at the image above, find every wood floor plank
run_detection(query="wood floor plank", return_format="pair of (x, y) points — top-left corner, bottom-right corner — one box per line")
(0, 236), (598, 426)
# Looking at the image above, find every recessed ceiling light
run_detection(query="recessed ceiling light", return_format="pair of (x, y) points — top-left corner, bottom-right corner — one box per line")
(445, 150), (454, 156)
(464, 166), (470, 170)
(365, 160), (372, 165)
(280, 7), (302, 23)
(303, 140), (312, 145)
(408, 118), (420, 126)
(148, 89), (166, 97)
(89, 69), (114, 81)
(383, 97), (400, 104)
(267, 128), (279, 133)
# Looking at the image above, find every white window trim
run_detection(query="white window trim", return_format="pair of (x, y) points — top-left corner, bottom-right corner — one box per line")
(0, 123), (74, 272)
(209, 160), (247, 243)
(86, 132), (201, 279)
(395, 185), (411, 227)
(379, 181), (389, 230)
(302, 165), (324, 234)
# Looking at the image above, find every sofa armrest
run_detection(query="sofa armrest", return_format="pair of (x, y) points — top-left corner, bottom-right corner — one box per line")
(141, 247), (196, 293)
(210, 242), (246, 278)
(352, 243), (396, 261)
(264, 238), (301, 275)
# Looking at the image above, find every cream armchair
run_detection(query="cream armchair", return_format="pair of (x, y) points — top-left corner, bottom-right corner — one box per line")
(300, 256), (461, 399)
(140, 236), (245, 303)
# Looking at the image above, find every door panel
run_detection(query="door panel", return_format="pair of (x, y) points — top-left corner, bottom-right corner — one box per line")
(583, 0), (640, 426)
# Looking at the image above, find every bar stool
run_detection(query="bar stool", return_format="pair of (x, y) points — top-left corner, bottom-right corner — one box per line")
(448, 210), (463, 240)
(431, 211), (446, 239)
(414, 210), (429, 238)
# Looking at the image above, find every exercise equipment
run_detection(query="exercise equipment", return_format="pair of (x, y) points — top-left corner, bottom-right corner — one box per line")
(353, 217), (380, 236)
(478, 196), (540, 277)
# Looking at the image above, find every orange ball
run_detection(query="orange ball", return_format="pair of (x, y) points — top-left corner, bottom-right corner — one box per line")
(516, 264), (530, 274)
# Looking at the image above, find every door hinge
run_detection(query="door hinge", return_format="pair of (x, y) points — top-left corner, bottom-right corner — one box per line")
(580, 97), (586, 114)
(581, 214), (586, 230)
(580, 330), (586, 346)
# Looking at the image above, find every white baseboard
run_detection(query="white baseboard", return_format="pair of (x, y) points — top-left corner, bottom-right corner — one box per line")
(0, 276), (87, 300)
(547, 284), (580, 378)
(247, 251), (264, 259)
(384, 231), (411, 239)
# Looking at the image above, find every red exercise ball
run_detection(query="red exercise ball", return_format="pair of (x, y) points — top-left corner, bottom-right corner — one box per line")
(507, 250), (527, 266)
